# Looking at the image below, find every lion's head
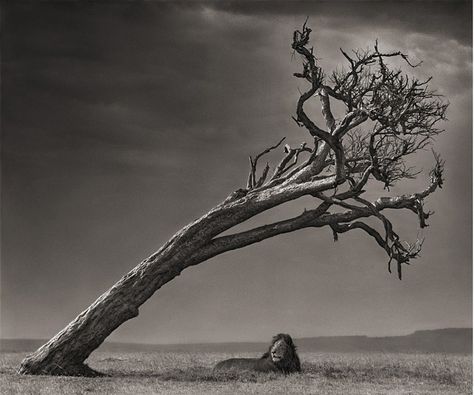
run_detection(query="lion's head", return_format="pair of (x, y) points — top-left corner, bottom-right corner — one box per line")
(263, 333), (301, 373)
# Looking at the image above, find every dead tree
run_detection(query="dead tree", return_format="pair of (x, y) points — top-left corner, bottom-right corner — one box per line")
(19, 23), (446, 376)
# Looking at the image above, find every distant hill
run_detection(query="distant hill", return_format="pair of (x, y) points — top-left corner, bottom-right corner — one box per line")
(296, 328), (472, 354)
(1, 328), (471, 354)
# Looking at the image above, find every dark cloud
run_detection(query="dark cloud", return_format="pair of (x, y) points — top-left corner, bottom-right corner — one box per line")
(211, 0), (472, 44)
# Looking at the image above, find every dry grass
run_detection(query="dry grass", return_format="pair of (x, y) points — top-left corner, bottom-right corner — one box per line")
(1, 351), (471, 394)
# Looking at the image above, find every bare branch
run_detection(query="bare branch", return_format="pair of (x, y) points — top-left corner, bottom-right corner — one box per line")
(330, 221), (423, 279)
(192, 170), (441, 280)
(291, 22), (335, 146)
(270, 143), (312, 181)
(247, 137), (286, 189)
(318, 87), (336, 132)
(255, 162), (270, 188)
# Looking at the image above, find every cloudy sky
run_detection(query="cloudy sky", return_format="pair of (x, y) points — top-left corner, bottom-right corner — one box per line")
(2, 1), (471, 344)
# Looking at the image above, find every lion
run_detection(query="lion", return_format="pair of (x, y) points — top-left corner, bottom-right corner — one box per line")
(213, 333), (301, 374)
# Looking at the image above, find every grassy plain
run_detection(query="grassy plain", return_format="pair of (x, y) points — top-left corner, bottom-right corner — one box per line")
(0, 351), (471, 394)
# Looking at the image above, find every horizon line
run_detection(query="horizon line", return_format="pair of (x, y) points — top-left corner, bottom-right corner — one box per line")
(1, 327), (471, 346)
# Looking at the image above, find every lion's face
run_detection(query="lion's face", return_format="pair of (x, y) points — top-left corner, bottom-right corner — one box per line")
(267, 333), (301, 373)
(270, 338), (289, 363)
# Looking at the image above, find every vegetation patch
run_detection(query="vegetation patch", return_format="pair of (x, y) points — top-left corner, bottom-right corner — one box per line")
(2, 352), (471, 394)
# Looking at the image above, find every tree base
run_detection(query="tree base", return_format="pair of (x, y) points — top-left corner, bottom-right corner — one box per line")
(18, 359), (105, 377)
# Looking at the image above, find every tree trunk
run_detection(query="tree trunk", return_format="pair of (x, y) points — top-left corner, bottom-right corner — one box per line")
(18, 182), (327, 376)
(18, 244), (194, 375)
(18, 199), (236, 375)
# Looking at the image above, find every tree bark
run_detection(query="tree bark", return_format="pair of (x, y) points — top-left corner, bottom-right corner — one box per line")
(17, 196), (235, 375)
(18, 251), (191, 375)
(17, 212), (227, 374)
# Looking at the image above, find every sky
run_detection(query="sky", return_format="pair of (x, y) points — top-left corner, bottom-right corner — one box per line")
(1, 0), (472, 344)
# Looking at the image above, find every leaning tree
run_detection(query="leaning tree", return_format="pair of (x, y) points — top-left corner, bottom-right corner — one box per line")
(19, 23), (446, 376)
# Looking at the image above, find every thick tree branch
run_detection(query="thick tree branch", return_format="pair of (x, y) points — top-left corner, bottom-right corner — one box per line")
(318, 87), (336, 132)
(291, 23), (336, 148)
(189, 166), (442, 279)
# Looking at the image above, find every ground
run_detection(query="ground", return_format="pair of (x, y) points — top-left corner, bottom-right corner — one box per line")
(1, 351), (471, 394)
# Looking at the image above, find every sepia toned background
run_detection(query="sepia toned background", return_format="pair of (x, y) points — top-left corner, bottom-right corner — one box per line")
(1, 0), (471, 344)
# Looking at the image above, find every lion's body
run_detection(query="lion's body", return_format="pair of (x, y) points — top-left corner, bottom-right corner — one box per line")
(214, 357), (279, 372)
(213, 333), (301, 374)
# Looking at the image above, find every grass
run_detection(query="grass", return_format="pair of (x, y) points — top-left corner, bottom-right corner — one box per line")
(1, 351), (471, 394)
